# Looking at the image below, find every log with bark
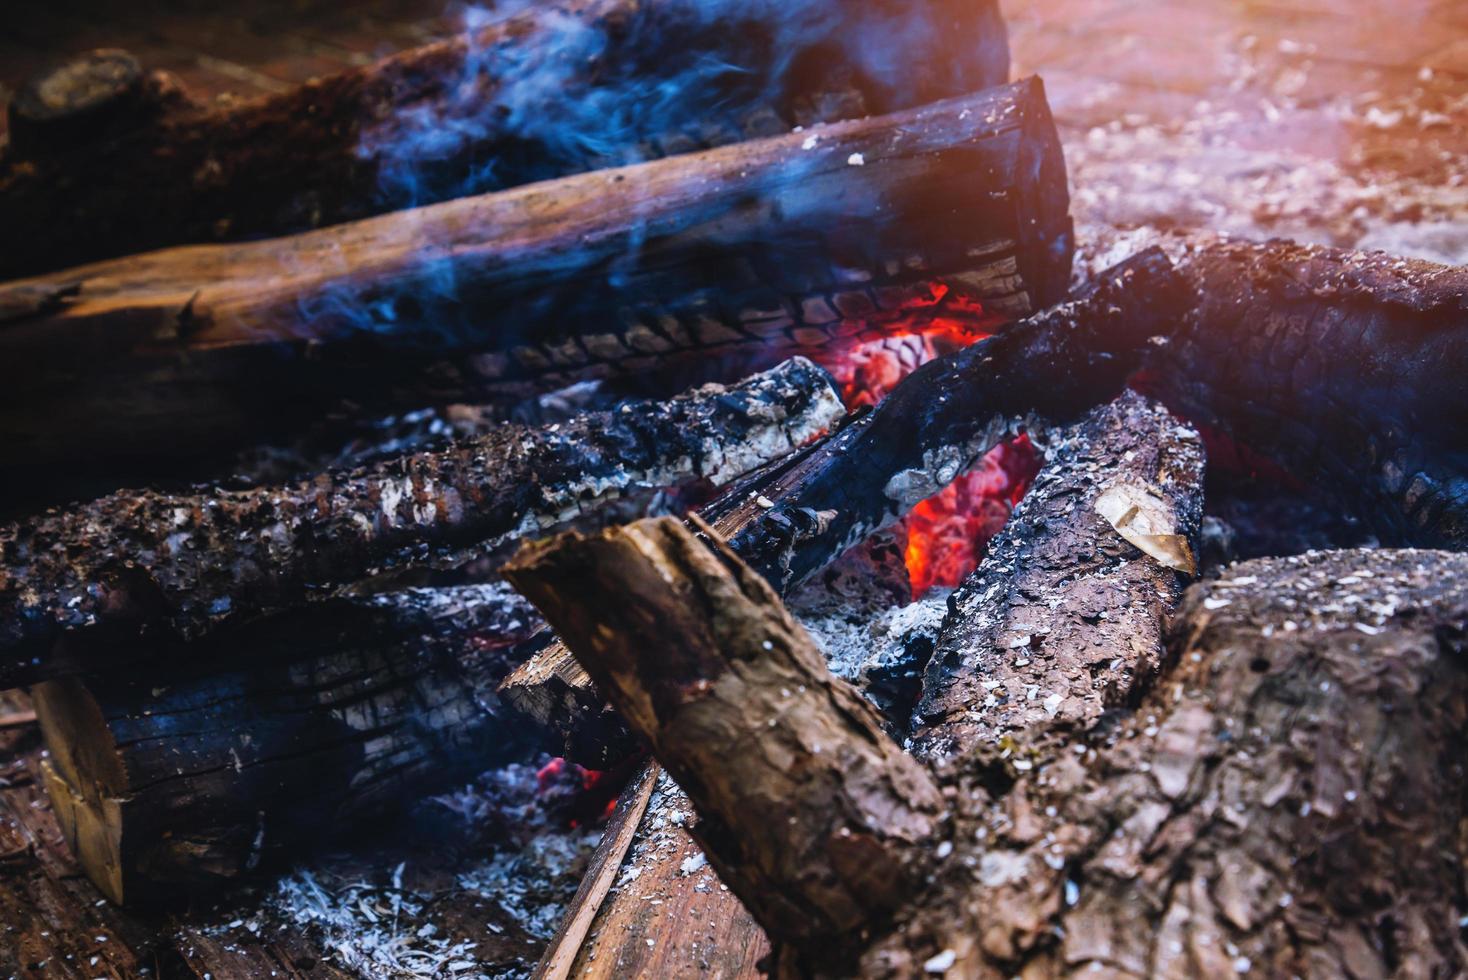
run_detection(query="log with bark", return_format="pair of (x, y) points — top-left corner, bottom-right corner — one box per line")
(0, 78), (1070, 492)
(1152, 238), (1468, 550)
(508, 511), (1468, 976)
(911, 389), (1206, 762)
(503, 516), (947, 967)
(0, 0), (1010, 278)
(33, 583), (543, 905)
(0, 358), (842, 682)
(501, 248), (1189, 758)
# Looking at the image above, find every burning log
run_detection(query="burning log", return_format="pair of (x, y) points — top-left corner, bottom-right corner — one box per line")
(910, 390), (1206, 763)
(33, 583), (543, 906)
(501, 249), (1190, 757)
(0, 359), (842, 681)
(0, 78), (1071, 489)
(1155, 238), (1468, 550)
(0, 0), (1010, 278)
(513, 512), (1468, 974)
(503, 516), (946, 964)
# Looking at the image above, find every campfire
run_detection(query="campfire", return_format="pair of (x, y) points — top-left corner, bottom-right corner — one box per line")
(0, 0), (1466, 977)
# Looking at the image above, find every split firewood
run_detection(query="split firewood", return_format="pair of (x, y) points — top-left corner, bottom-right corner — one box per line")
(0, 0), (1009, 278)
(0, 77), (1069, 489)
(511, 513), (1468, 975)
(0, 358), (843, 681)
(501, 248), (1190, 757)
(1155, 238), (1468, 550)
(503, 516), (947, 967)
(911, 390), (1206, 763)
(34, 583), (543, 906)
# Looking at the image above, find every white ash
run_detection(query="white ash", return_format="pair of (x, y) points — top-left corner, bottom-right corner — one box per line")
(797, 591), (951, 691)
(192, 757), (599, 980)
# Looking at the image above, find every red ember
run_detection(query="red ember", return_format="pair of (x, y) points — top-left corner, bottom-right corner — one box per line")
(809, 281), (1037, 597)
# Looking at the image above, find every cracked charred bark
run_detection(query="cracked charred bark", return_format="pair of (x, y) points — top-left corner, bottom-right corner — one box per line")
(501, 248), (1190, 759)
(1153, 238), (1468, 550)
(863, 549), (1468, 978)
(0, 359), (842, 679)
(34, 583), (543, 905)
(911, 390), (1206, 764)
(0, 0), (1009, 278)
(0, 77), (1065, 488)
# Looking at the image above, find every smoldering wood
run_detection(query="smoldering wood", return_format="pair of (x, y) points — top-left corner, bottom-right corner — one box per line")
(503, 516), (946, 960)
(32, 582), (542, 905)
(0, 0), (1010, 279)
(910, 390), (1206, 763)
(501, 248), (1190, 757)
(0, 78), (1069, 490)
(0, 359), (842, 679)
(853, 549), (1468, 977)
(1154, 237), (1468, 550)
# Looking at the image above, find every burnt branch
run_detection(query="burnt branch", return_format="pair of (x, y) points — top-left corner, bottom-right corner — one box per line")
(501, 248), (1190, 756)
(0, 359), (842, 679)
(911, 390), (1206, 764)
(35, 583), (542, 905)
(503, 516), (946, 960)
(0, 78), (1068, 486)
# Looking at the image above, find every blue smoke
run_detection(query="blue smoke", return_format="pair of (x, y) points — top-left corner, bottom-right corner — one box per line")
(359, 0), (1009, 208)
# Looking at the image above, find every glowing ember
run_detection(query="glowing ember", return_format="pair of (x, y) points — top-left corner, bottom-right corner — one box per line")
(810, 280), (1038, 598)
(905, 436), (1039, 598)
(535, 757), (619, 827)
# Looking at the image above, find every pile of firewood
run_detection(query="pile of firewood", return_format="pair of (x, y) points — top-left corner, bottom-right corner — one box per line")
(1, 0), (1466, 976)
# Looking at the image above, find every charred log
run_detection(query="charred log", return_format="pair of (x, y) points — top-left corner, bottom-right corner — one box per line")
(34, 583), (542, 905)
(0, 78), (1069, 489)
(1153, 238), (1468, 550)
(0, 359), (842, 679)
(0, 0), (1010, 278)
(503, 517), (946, 962)
(501, 248), (1190, 756)
(911, 390), (1206, 763)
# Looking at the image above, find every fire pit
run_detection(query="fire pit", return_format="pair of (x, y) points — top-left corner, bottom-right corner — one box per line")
(0, 0), (1465, 977)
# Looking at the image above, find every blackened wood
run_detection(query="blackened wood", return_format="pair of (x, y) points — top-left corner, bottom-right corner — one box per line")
(0, 359), (842, 678)
(0, 0), (1009, 278)
(33, 583), (542, 905)
(0, 78), (1068, 488)
(1154, 238), (1468, 549)
(503, 516), (945, 962)
(910, 390), (1206, 763)
(852, 550), (1468, 976)
(501, 248), (1189, 756)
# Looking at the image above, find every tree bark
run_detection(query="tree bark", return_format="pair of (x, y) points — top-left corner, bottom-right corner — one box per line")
(0, 359), (841, 680)
(503, 516), (946, 963)
(0, 77), (1065, 488)
(1152, 237), (1468, 550)
(31, 583), (542, 906)
(0, 0), (1009, 278)
(500, 248), (1189, 757)
(911, 390), (1206, 763)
